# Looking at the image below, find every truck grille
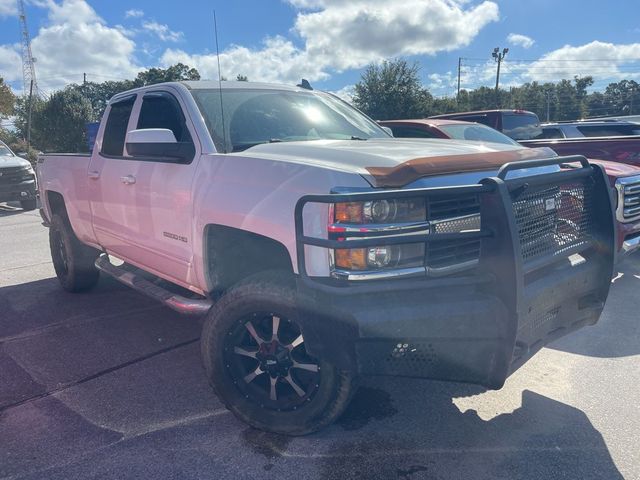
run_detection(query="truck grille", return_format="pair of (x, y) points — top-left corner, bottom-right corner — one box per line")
(620, 179), (640, 220)
(426, 193), (481, 273)
(428, 193), (480, 220)
(0, 166), (33, 185)
(512, 179), (594, 262)
(426, 238), (481, 270)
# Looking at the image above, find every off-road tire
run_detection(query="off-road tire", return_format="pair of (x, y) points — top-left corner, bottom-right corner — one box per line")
(49, 214), (100, 292)
(201, 271), (356, 435)
(20, 199), (37, 211)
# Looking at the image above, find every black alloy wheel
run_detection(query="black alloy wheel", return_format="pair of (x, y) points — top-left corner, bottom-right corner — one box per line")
(224, 312), (321, 411)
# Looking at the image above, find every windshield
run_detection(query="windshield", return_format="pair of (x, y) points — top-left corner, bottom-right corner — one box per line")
(438, 123), (519, 146)
(0, 144), (14, 156)
(191, 88), (389, 152)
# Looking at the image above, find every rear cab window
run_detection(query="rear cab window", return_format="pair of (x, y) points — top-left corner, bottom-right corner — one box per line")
(389, 126), (441, 139)
(502, 113), (542, 140)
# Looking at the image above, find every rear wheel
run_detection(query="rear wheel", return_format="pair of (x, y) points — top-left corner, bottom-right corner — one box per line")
(201, 271), (356, 435)
(49, 214), (100, 292)
(20, 199), (37, 211)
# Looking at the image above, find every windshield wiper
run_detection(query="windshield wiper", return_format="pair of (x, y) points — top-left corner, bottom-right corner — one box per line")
(350, 136), (368, 141)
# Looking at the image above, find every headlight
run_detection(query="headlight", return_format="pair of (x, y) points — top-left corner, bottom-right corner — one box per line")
(334, 198), (426, 224)
(330, 197), (428, 273)
(329, 195), (481, 278)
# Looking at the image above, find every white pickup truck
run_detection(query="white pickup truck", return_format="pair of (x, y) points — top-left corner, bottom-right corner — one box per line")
(38, 81), (616, 435)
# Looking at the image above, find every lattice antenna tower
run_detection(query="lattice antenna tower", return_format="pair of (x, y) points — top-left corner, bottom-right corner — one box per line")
(18, 0), (38, 97)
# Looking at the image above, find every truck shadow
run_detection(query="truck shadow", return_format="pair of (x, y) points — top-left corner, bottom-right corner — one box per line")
(0, 276), (627, 479)
(549, 252), (640, 358)
(310, 380), (624, 479)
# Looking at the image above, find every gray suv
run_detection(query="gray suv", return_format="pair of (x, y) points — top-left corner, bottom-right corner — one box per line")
(538, 120), (640, 139)
(0, 141), (37, 210)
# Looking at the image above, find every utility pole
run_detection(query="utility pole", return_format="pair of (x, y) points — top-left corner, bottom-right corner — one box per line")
(27, 79), (34, 150)
(457, 57), (462, 101)
(83, 72), (87, 85)
(492, 47), (508, 108)
(545, 90), (553, 122)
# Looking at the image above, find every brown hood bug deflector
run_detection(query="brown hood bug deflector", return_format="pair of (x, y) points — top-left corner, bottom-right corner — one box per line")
(293, 156), (615, 389)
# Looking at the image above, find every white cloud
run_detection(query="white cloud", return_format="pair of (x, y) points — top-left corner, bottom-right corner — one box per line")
(293, 0), (500, 71)
(0, 45), (22, 86)
(330, 84), (355, 103)
(161, 36), (329, 84)
(9, 0), (142, 93)
(125, 9), (144, 19)
(161, 0), (499, 85)
(0, 0), (17, 17)
(142, 21), (183, 42)
(522, 41), (640, 82)
(286, 0), (324, 8)
(507, 33), (534, 49)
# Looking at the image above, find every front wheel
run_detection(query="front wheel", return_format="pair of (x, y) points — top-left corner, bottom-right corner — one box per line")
(201, 271), (356, 435)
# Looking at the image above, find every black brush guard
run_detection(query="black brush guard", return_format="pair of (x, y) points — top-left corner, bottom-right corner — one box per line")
(293, 156), (616, 389)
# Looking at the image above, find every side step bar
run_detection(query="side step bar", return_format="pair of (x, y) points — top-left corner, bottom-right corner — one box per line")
(95, 255), (213, 316)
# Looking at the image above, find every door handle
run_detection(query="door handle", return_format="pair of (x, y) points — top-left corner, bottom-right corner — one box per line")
(88, 170), (100, 180)
(121, 175), (136, 185)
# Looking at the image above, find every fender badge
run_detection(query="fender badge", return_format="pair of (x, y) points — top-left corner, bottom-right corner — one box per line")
(163, 232), (188, 243)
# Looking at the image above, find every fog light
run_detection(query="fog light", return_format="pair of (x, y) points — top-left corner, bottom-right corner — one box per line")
(367, 246), (397, 268)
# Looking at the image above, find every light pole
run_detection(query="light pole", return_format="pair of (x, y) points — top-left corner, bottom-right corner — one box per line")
(492, 47), (508, 108)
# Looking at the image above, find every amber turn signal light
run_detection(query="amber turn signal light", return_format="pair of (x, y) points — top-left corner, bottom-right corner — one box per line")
(335, 248), (368, 270)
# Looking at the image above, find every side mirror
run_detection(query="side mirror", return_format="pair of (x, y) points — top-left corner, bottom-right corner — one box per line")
(125, 128), (194, 163)
(380, 126), (394, 137)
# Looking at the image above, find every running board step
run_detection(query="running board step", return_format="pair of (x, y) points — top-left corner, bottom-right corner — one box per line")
(95, 255), (212, 316)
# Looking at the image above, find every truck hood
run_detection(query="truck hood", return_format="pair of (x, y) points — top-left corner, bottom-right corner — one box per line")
(241, 138), (557, 187)
(0, 154), (31, 169)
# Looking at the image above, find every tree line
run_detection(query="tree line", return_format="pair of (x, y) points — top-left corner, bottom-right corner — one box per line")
(353, 59), (639, 123)
(1, 58), (639, 160)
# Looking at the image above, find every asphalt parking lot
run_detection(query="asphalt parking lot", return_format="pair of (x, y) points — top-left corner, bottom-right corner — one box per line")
(1, 202), (639, 480)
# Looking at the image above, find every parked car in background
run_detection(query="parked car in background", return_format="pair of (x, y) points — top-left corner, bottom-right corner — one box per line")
(380, 118), (520, 146)
(37, 81), (616, 435)
(430, 109), (543, 141)
(431, 108), (640, 168)
(0, 140), (37, 210)
(379, 118), (640, 256)
(538, 120), (640, 139)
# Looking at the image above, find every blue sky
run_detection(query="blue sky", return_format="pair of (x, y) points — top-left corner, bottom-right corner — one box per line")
(0, 0), (639, 97)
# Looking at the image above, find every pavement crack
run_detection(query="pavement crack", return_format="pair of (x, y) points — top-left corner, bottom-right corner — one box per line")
(0, 337), (199, 413)
(0, 261), (52, 273)
(0, 305), (165, 345)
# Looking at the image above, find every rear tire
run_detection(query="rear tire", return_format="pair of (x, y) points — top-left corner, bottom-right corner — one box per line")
(49, 214), (100, 292)
(201, 271), (356, 435)
(20, 199), (37, 211)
